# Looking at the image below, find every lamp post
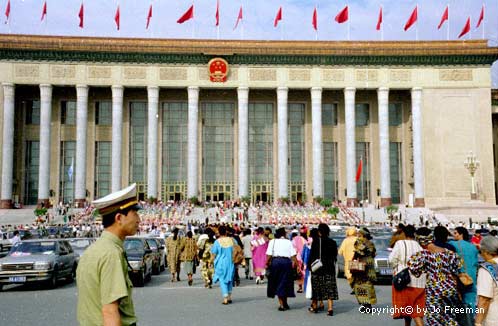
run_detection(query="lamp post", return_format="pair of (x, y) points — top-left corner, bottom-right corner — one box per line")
(464, 151), (480, 200)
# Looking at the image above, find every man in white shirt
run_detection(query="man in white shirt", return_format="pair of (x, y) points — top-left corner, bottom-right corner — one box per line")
(241, 229), (253, 280)
(10, 230), (21, 245)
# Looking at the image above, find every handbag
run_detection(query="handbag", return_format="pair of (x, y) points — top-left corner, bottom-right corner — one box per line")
(232, 239), (244, 265)
(311, 238), (323, 272)
(349, 260), (366, 273)
(457, 241), (474, 287)
(392, 240), (411, 291)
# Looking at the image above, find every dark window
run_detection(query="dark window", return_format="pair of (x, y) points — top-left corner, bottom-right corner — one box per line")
(95, 101), (112, 125)
(322, 103), (338, 126)
(355, 103), (369, 126)
(61, 101), (76, 125)
(25, 100), (40, 125)
(389, 103), (402, 126)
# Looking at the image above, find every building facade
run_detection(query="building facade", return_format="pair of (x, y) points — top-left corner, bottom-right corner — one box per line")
(0, 35), (497, 208)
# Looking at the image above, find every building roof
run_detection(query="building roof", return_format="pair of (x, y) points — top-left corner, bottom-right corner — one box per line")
(1, 34), (498, 66)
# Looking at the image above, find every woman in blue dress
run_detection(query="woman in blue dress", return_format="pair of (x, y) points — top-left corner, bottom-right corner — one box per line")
(210, 225), (236, 304)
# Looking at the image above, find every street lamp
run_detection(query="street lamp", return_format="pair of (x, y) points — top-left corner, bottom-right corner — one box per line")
(464, 151), (480, 200)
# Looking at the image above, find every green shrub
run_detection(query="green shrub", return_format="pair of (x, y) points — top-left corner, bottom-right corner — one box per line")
(320, 198), (332, 207)
(278, 197), (290, 204)
(188, 196), (199, 205)
(327, 206), (340, 216)
(34, 207), (47, 217)
(386, 205), (398, 215)
(240, 196), (251, 204)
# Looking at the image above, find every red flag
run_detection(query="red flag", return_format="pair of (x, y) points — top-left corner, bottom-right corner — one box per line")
(233, 6), (243, 30)
(41, 1), (47, 21)
(376, 6), (382, 31)
(437, 6), (448, 29)
(78, 3), (84, 28)
(5, 0), (10, 20)
(274, 6), (282, 27)
(458, 17), (471, 38)
(177, 5), (194, 24)
(404, 5), (418, 31)
(476, 4), (484, 28)
(146, 4), (152, 29)
(312, 7), (317, 31)
(355, 158), (363, 183)
(215, 0), (219, 26)
(335, 6), (348, 24)
(114, 5), (120, 30)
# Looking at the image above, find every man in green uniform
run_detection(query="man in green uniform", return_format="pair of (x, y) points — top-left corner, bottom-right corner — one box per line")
(77, 184), (141, 326)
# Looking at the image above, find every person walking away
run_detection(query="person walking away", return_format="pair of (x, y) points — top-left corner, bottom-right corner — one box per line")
(388, 225), (425, 326)
(166, 228), (182, 282)
(200, 228), (215, 288)
(76, 183), (141, 326)
(475, 236), (498, 326)
(210, 225), (236, 304)
(408, 227), (463, 326)
(351, 227), (377, 309)
(433, 226), (456, 252)
(449, 227), (479, 309)
(241, 228), (253, 280)
(292, 227), (307, 293)
(252, 227), (269, 284)
(266, 227), (297, 311)
(307, 223), (338, 316)
(338, 227), (358, 293)
(180, 231), (198, 286)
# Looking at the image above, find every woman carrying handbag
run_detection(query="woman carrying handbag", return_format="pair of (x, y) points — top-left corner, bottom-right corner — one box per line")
(351, 227), (377, 309)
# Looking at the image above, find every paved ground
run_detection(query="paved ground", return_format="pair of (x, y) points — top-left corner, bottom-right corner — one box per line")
(0, 266), (400, 326)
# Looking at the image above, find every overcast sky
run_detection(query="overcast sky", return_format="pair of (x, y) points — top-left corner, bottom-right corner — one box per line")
(1, 0), (497, 86)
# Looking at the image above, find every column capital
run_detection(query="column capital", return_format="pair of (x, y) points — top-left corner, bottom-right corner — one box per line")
(311, 86), (323, 92)
(76, 85), (89, 97)
(39, 84), (52, 98)
(237, 86), (249, 92)
(277, 86), (288, 92)
(344, 86), (356, 92)
(147, 86), (159, 101)
(39, 84), (52, 89)
(412, 87), (423, 92)
(2, 83), (14, 98)
(111, 85), (124, 91)
(311, 87), (322, 99)
(111, 85), (124, 98)
(188, 86), (200, 91)
(377, 87), (389, 93)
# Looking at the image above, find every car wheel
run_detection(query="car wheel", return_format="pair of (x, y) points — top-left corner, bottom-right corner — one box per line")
(67, 264), (77, 283)
(48, 269), (58, 289)
(152, 262), (160, 275)
(135, 269), (145, 287)
(160, 261), (165, 272)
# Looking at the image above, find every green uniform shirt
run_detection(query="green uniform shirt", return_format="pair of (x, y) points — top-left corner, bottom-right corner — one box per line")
(76, 231), (137, 326)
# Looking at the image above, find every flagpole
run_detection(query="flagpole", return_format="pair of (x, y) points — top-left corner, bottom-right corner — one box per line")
(347, 5), (351, 41)
(381, 5), (384, 41)
(482, 3), (485, 39)
(241, 20), (244, 40)
(447, 4), (450, 41)
(415, 4), (419, 41)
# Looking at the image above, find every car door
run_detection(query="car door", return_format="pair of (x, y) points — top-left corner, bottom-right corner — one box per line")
(57, 241), (71, 276)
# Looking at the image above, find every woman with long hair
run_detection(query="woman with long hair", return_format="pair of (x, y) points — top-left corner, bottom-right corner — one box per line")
(266, 227), (297, 311)
(166, 228), (182, 282)
(211, 225), (236, 304)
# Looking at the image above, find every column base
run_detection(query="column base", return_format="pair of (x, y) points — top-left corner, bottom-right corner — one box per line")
(470, 193), (478, 200)
(74, 199), (86, 208)
(346, 198), (358, 207)
(414, 198), (425, 207)
(380, 198), (392, 207)
(0, 199), (12, 209)
(37, 199), (50, 208)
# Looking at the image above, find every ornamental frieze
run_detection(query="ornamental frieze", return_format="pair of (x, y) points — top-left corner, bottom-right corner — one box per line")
(123, 67), (146, 80)
(289, 69), (310, 82)
(356, 70), (378, 82)
(321, 70), (345, 82)
(390, 70), (411, 82)
(249, 69), (276, 81)
(160, 68), (187, 80)
(439, 69), (473, 81)
(88, 66), (111, 79)
(51, 65), (76, 78)
(15, 65), (39, 78)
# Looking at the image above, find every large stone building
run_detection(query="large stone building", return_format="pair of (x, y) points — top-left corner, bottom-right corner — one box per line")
(0, 34), (497, 209)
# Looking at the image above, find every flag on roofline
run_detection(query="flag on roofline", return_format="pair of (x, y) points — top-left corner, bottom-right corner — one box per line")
(458, 17), (470, 38)
(146, 4), (152, 29)
(177, 5), (194, 24)
(312, 7), (317, 31)
(215, 0), (220, 27)
(335, 6), (348, 24)
(404, 5), (417, 31)
(5, 0), (10, 22)
(78, 3), (84, 28)
(376, 6), (382, 31)
(274, 6), (282, 27)
(114, 5), (120, 30)
(437, 5), (448, 30)
(476, 4), (484, 28)
(233, 6), (243, 30)
(41, 1), (47, 22)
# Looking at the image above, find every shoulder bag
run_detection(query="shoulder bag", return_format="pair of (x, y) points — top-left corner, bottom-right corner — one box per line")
(457, 241), (473, 287)
(311, 238), (323, 272)
(392, 240), (411, 291)
(232, 239), (244, 265)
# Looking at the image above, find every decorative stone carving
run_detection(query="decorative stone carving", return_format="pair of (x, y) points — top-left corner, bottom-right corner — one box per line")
(123, 67), (146, 79)
(198, 68), (209, 81)
(439, 69), (473, 81)
(249, 69), (276, 81)
(322, 70), (345, 82)
(356, 70), (378, 82)
(51, 65), (76, 78)
(88, 66), (111, 79)
(390, 70), (411, 82)
(289, 69), (310, 81)
(160, 68), (187, 80)
(15, 65), (39, 78)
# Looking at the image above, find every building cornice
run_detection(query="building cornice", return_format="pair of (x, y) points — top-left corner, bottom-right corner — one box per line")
(1, 34), (497, 66)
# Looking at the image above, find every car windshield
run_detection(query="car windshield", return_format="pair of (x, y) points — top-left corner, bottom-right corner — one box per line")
(124, 239), (144, 252)
(145, 240), (157, 250)
(10, 241), (56, 256)
(68, 239), (91, 249)
(372, 238), (390, 251)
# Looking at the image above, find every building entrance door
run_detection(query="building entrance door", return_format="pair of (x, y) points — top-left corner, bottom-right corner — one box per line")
(251, 183), (273, 203)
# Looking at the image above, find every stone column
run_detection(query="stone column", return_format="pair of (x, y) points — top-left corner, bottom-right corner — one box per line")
(378, 87), (391, 207)
(74, 85), (88, 207)
(111, 85), (124, 193)
(237, 87), (249, 198)
(344, 87), (357, 206)
(187, 86), (199, 199)
(411, 87), (425, 207)
(38, 84), (52, 207)
(277, 87), (289, 199)
(311, 87), (323, 198)
(147, 86), (159, 199)
(1, 83), (14, 208)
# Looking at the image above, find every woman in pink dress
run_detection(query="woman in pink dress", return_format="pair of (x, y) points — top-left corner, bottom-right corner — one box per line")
(252, 227), (269, 284)
(292, 227), (307, 293)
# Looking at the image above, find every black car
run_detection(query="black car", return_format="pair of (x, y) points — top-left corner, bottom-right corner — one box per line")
(143, 238), (162, 275)
(124, 237), (153, 287)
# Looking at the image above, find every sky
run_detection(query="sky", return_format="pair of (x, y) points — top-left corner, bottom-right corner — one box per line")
(1, 0), (498, 86)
